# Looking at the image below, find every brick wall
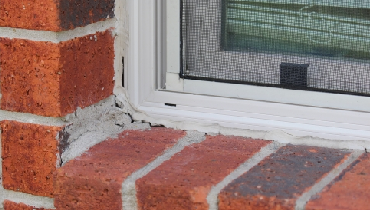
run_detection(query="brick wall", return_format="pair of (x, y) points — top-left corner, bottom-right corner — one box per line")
(1, 1), (368, 210)
(0, 0), (120, 208)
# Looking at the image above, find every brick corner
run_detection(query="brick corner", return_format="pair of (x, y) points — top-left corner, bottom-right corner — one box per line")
(1, 120), (63, 197)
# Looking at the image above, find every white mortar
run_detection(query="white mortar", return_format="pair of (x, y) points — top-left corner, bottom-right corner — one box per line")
(0, 19), (115, 43)
(0, 188), (55, 209)
(207, 141), (282, 210)
(122, 131), (206, 210)
(0, 110), (66, 127)
(295, 150), (364, 210)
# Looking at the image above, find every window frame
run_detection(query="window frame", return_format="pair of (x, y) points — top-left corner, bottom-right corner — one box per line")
(125, 0), (370, 147)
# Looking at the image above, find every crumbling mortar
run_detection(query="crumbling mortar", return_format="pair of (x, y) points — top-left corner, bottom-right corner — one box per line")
(0, 93), (139, 207)
(57, 95), (149, 165)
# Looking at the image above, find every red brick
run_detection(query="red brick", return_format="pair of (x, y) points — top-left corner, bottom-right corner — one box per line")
(58, 30), (115, 115)
(0, 30), (115, 117)
(1, 121), (63, 197)
(0, 0), (114, 31)
(0, 0), (58, 31)
(54, 128), (185, 210)
(306, 153), (370, 210)
(218, 145), (350, 210)
(0, 38), (61, 116)
(136, 135), (271, 210)
(3, 200), (52, 210)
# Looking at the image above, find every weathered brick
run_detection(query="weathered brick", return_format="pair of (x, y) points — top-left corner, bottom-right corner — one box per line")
(306, 153), (370, 210)
(0, 0), (114, 31)
(58, 30), (115, 116)
(54, 128), (185, 210)
(58, 0), (115, 30)
(3, 200), (52, 210)
(1, 121), (63, 197)
(136, 135), (271, 210)
(0, 29), (115, 117)
(0, 38), (61, 116)
(218, 145), (350, 210)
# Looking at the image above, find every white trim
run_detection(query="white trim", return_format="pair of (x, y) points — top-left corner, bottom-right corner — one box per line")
(137, 91), (370, 133)
(166, 73), (184, 92)
(127, 0), (140, 106)
(126, 0), (370, 149)
(184, 80), (370, 112)
(166, 0), (181, 74)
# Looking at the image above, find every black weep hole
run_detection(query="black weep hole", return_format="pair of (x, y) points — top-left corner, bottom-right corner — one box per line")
(280, 63), (309, 89)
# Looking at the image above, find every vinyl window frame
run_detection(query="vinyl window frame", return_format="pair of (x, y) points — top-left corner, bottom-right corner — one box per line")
(125, 0), (370, 144)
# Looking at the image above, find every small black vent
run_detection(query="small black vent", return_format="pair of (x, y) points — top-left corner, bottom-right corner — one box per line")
(165, 103), (177, 107)
(280, 63), (309, 89)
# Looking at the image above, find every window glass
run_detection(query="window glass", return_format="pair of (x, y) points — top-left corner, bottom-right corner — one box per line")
(182, 0), (370, 96)
(223, 0), (370, 60)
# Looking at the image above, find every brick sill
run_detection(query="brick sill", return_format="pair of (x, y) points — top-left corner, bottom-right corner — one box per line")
(48, 127), (369, 210)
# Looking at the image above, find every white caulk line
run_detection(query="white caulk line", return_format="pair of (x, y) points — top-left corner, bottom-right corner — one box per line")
(0, 19), (116, 43)
(1, 187), (55, 209)
(121, 131), (206, 210)
(295, 150), (364, 210)
(207, 141), (282, 210)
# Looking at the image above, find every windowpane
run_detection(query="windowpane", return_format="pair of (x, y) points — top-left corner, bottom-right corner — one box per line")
(223, 0), (370, 60)
(182, 0), (370, 96)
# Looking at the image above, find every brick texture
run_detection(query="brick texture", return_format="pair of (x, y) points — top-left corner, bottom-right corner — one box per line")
(0, 0), (115, 31)
(1, 121), (63, 197)
(218, 145), (350, 210)
(3, 200), (52, 210)
(306, 153), (370, 210)
(54, 128), (186, 210)
(136, 135), (271, 210)
(0, 29), (115, 117)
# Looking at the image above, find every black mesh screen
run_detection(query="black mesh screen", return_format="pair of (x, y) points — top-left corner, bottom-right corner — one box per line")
(181, 0), (370, 96)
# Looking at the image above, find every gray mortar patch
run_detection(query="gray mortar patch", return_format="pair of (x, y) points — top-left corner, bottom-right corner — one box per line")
(59, 95), (150, 165)
(122, 131), (206, 210)
(207, 141), (282, 210)
(295, 150), (364, 210)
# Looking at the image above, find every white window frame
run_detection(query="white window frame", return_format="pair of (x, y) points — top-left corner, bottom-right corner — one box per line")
(125, 0), (370, 148)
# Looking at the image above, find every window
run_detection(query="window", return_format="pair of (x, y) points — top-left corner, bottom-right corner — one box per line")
(125, 1), (370, 147)
(182, 0), (370, 96)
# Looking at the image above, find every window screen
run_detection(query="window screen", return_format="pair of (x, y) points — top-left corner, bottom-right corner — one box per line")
(181, 0), (370, 96)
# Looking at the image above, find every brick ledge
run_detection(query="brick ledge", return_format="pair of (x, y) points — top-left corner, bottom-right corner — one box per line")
(5, 127), (368, 210)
